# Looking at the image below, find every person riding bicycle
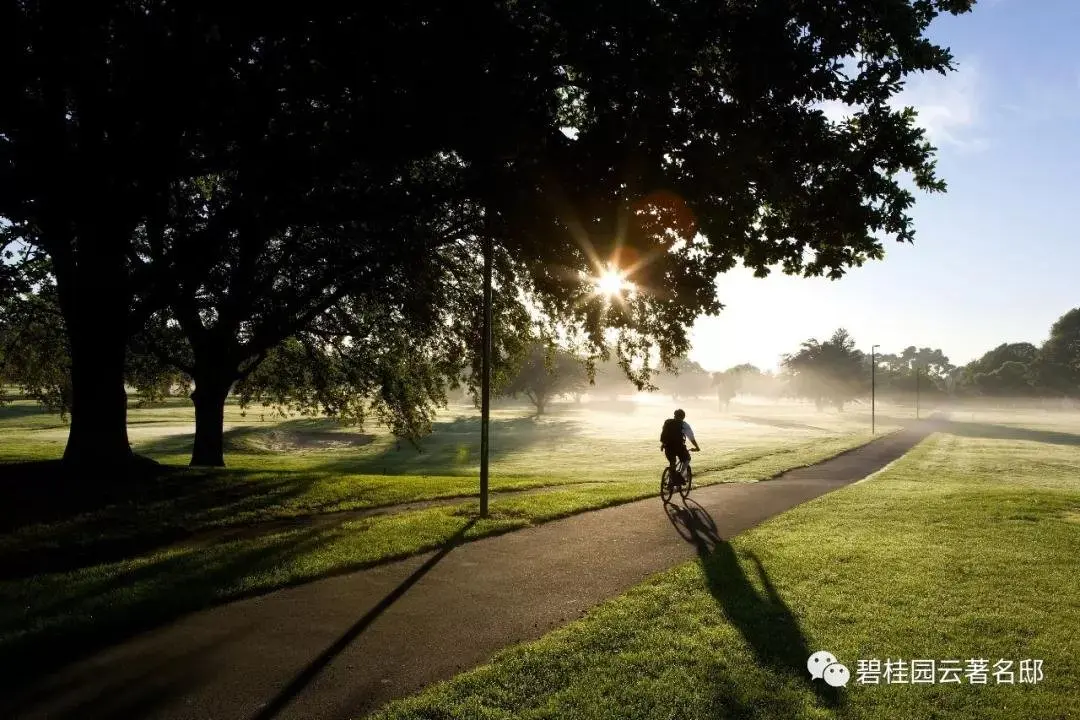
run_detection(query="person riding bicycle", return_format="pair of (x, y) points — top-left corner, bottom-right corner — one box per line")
(660, 408), (700, 485)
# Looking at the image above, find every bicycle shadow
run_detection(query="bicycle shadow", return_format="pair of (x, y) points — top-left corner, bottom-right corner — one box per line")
(663, 497), (845, 711)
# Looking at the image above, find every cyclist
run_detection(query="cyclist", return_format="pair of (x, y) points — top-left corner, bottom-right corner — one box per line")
(660, 408), (700, 485)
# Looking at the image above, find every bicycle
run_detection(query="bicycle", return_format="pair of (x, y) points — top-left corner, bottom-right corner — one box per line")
(660, 452), (695, 503)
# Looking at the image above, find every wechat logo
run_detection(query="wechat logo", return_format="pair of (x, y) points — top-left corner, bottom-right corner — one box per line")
(808, 650), (850, 687)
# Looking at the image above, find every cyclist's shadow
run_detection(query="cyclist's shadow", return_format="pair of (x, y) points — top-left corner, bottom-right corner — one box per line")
(663, 498), (844, 710)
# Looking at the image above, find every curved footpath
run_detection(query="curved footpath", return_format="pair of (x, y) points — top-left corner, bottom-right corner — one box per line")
(6, 423), (935, 720)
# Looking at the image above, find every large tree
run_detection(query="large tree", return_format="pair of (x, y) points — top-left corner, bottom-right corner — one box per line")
(1033, 308), (1080, 398)
(874, 346), (953, 396)
(487, 0), (975, 384)
(957, 342), (1039, 396)
(782, 328), (866, 411)
(1, 3), (331, 469)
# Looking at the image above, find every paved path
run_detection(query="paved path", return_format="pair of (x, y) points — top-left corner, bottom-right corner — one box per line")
(5, 425), (933, 720)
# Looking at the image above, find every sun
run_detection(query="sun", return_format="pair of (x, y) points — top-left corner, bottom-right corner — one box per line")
(595, 267), (630, 298)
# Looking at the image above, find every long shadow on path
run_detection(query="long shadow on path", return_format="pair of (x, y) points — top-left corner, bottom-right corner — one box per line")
(664, 497), (846, 712)
(249, 518), (479, 720)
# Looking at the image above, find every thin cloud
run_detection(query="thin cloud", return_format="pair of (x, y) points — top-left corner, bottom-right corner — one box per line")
(815, 58), (988, 153)
(890, 60), (988, 152)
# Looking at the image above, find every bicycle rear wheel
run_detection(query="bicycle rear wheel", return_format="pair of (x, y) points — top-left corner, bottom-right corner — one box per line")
(660, 467), (675, 502)
(678, 462), (692, 498)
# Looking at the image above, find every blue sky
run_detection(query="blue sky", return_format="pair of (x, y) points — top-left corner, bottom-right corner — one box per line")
(688, 0), (1080, 374)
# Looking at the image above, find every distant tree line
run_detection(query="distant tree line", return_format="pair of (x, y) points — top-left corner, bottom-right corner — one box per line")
(488, 307), (1080, 416)
(766, 310), (1080, 411)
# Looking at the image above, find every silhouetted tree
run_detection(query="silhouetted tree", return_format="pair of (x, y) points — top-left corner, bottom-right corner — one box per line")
(1, 4), (344, 469)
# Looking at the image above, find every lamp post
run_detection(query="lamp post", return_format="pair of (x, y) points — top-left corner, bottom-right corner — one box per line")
(479, 223), (493, 518)
(871, 345), (879, 435)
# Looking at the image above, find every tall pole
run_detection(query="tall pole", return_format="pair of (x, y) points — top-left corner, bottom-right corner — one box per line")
(871, 344), (879, 435)
(479, 227), (493, 518)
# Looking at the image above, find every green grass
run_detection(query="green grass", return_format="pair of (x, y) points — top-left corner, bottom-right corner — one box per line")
(0, 395), (896, 560)
(370, 427), (1080, 720)
(0, 433), (878, 687)
(0, 394), (901, 687)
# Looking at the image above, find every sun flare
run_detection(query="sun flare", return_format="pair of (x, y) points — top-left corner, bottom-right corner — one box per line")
(596, 267), (630, 297)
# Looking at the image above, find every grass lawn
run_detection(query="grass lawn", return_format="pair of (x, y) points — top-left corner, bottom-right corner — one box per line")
(0, 394), (898, 688)
(0, 395), (898, 563)
(371, 417), (1080, 720)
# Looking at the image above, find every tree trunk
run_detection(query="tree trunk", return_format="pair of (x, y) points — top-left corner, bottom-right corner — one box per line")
(63, 319), (133, 468)
(57, 245), (134, 470)
(190, 377), (231, 467)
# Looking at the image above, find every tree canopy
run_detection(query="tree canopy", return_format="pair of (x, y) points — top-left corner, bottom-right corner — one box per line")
(781, 328), (866, 411)
(1032, 308), (1080, 397)
(2, 0), (978, 470)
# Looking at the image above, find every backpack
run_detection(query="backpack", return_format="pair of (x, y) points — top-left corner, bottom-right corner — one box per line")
(660, 418), (683, 448)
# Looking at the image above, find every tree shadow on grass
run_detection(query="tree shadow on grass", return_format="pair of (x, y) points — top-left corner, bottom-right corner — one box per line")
(0, 456), (185, 531)
(0, 461), (330, 578)
(931, 418), (1080, 447)
(2, 523), (327, 691)
(664, 498), (846, 713)
(1, 413), (578, 580)
(3, 513), (481, 703)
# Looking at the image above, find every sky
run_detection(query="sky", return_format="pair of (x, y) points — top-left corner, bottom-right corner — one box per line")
(687, 0), (1080, 374)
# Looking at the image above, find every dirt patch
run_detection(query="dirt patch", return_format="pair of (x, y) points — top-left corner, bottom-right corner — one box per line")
(255, 429), (376, 452)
